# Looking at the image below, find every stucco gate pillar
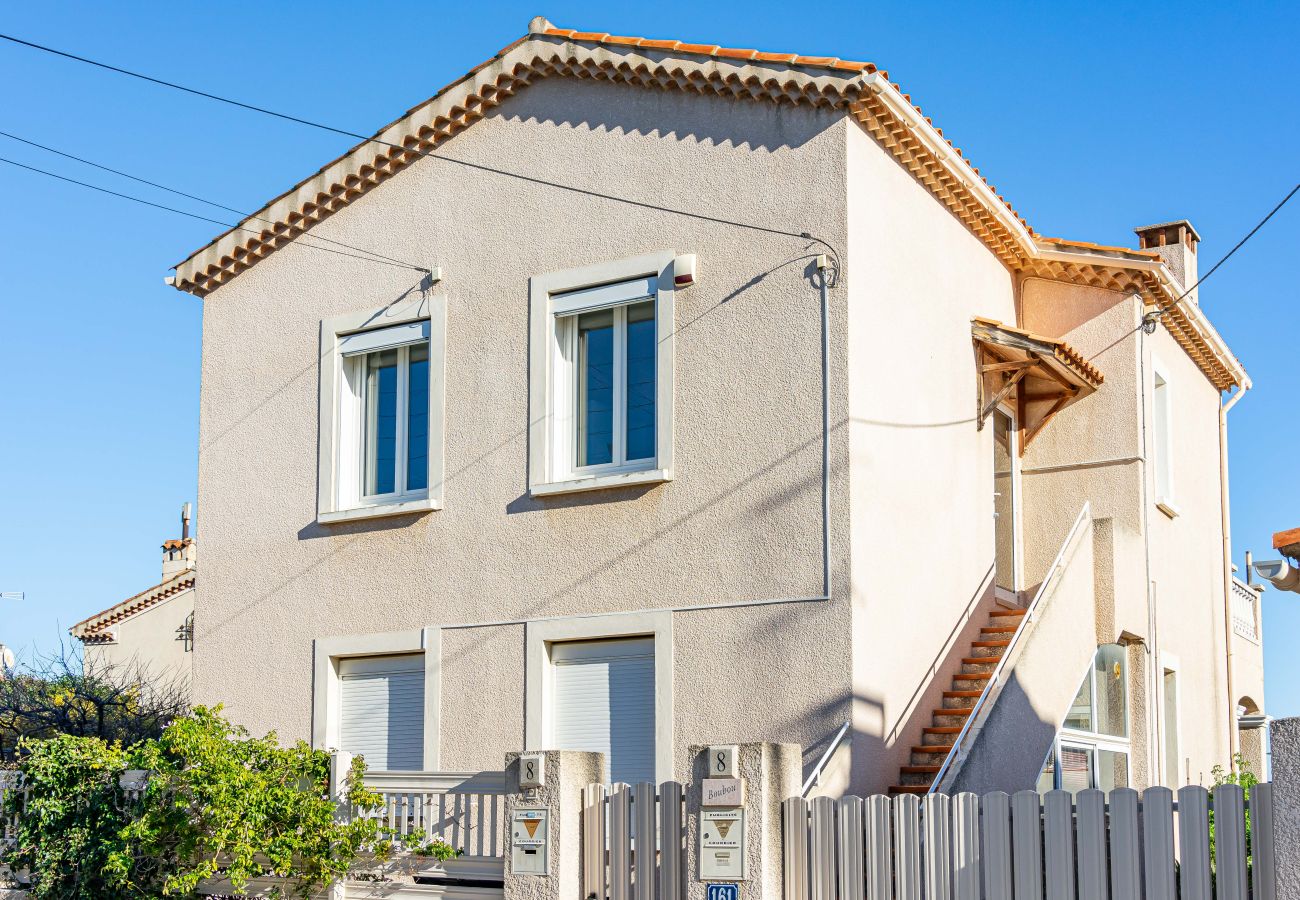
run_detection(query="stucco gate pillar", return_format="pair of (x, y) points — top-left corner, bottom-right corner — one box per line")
(503, 749), (605, 900)
(1270, 718), (1300, 897)
(685, 742), (802, 900)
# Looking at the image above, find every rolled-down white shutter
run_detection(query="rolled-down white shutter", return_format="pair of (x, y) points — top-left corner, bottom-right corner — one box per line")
(551, 638), (655, 785)
(339, 654), (424, 771)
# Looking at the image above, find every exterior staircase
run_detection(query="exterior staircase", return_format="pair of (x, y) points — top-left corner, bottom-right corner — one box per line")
(888, 606), (1026, 795)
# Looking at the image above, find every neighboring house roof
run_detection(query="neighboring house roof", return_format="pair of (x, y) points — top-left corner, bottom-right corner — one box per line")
(169, 19), (1247, 392)
(69, 571), (196, 645)
(1274, 527), (1300, 560)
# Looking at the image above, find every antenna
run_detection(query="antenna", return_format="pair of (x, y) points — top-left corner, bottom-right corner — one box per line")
(0, 592), (23, 601)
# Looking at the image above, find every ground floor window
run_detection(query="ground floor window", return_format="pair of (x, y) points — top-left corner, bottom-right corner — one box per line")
(548, 638), (656, 785)
(338, 654), (425, 771)
(1039, 644), (1131, 794)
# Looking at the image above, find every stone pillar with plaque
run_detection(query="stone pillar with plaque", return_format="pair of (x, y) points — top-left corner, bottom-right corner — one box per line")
(685, 742), (802, 900)
(503, 749), (606, 900)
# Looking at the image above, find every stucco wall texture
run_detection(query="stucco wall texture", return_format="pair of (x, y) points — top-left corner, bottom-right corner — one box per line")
(191, 71), (1249, 793)
(195, 77), (853, 779)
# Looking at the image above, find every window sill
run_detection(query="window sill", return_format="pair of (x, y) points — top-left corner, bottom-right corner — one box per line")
(530, 468), (673, 498)
(1156, 499), (1181, 520)
(318, 496), (440, 525)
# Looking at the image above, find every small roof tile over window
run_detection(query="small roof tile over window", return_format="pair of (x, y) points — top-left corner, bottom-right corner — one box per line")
(169, 19), (1246, 392)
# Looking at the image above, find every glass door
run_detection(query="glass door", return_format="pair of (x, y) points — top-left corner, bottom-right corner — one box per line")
(992, 408), (1021, 596)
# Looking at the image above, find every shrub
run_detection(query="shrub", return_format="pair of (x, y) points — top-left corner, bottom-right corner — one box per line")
(1, 706), (455, 899)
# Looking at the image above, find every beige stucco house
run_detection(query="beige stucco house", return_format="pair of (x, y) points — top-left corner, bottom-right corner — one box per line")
(170, 20), (1267, 794)
(71, 507), (195, 684)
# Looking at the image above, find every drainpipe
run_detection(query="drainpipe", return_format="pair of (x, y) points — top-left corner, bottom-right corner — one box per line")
(1219, 379), (1250, 766)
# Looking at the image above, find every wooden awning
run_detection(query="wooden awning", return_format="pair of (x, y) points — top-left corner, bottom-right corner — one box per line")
(972, 318), (1103, 453)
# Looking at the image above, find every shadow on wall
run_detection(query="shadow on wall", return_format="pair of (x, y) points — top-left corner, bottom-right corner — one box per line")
(948, 667), (1058, 795)
(487, 76), (829, 154)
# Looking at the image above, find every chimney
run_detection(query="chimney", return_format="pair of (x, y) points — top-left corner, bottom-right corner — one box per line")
(1135, 220), (1201, 304)
(162, 502), (197, 579)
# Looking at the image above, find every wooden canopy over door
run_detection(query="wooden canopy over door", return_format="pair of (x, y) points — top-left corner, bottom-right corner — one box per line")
(972, 318), (1104, 453)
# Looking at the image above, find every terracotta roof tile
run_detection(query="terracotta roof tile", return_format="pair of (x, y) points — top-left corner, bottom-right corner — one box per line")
(70, 572), (196, 640)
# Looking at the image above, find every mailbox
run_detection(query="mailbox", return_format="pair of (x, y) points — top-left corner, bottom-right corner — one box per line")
(699, 808), (745, 880)
(511, 808), (549, 875)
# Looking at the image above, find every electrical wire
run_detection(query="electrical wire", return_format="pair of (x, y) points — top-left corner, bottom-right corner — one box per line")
(0, 31), (843, 275)
(1140, 183), (1299, 331)
(0, 128), (431, 271)
(0, 155), (430, 274)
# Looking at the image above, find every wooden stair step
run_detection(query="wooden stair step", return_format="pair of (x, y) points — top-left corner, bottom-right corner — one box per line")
(923, 726), (962, 734)
(911, 746), (951, 755)
(980, 625), (1019, 634)
(933, 707), (973, 717)
(972, 640), (1011, 648)
(901, 765), (941, 775)
(962, 656), (999, 666)
(888, 785), (929, 795)
(989, 608), (1027, 618)
(943, 690), (984, 699)
(954, 672), (993, 681)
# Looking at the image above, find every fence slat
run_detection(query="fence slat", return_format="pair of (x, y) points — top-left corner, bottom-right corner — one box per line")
(1011, 791), (1044, 900)
(632, 783), (656, 900)
(837, 796), (865, 900)
(1043, 790), (1076, 900)
(609, 784), (632, 900)
(981, 791), (1012, 900)
(923, 792), (952, 900)
(1252, 782), (1277, 900)
(660, 781), (684, 900)
(951, 793), (979, 900)
(810, 796), (837, 900)
(1108, 788), (1140, 900)
(893, 794), (922, 900)
(1178, 785), (1212, 900)
(783, 796), (811, 900)
(1213, 784), (1248, 900)
(1141, 787), (1176, 900)
(1075, 789), (1108, 900)
(864, 795), (892, 900)
(583, 784), (608, 900)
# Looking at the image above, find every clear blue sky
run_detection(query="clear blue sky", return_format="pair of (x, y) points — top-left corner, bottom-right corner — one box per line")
(1, 2), (1296, 709)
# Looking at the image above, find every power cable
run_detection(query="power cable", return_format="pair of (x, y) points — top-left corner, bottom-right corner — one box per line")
(1139, 183), (1299, 335)
(0, 31), (843, 275)
(0, 128), (431, 271)
(0, 155), (430, 274)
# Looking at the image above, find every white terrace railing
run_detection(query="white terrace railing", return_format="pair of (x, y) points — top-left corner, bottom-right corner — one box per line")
(357, 769), (508, 874)
(1231, 576), (1261, 641)
(783, 783), (1276, 900)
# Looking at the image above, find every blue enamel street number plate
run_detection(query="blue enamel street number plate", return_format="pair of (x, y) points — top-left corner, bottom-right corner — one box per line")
(708, 884), (739, 900)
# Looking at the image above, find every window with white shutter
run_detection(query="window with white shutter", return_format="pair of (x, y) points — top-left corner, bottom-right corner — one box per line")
(339, 654), (425, 771)
(549, 638), (655, 785)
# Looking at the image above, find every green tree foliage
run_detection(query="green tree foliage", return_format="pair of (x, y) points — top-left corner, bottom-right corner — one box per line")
(2, 706), (457, 899)
(1209, 753), (1260, 873)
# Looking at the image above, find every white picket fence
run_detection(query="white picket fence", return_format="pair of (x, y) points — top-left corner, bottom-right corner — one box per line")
(783, 784), (1275, 900)
(582, 781), (686, 900)
(358, 770), (508, 861)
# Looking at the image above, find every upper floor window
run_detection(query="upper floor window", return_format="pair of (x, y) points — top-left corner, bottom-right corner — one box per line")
(529, 252), (680, 496)
(318, 297), (446, 523)
(1153, 368), (1177, 516)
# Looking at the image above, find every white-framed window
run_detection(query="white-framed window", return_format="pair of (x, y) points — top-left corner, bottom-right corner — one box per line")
(317, 296), (446, 523)
(1162, 661), (1182, 788)
(1152, 365), (1177, 517)
(1039, 644), (1131, 794)
(528, 252), (679, 496)
(525, 610), (673, 784)
(312, 627), (442, 771)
